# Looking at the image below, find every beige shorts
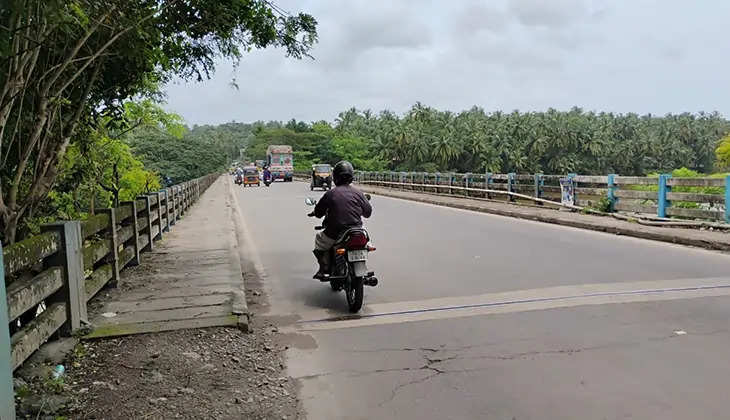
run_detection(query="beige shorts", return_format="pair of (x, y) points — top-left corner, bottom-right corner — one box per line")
(314, 231), (337, 251)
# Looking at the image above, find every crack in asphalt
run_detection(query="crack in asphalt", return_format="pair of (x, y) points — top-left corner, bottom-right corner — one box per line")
(304, 341), (626, 383)
(300, 332), (715, 408)
(348, 345), (445, 353)
(345, 337), (539, 355)
(376, 348), (454, 407)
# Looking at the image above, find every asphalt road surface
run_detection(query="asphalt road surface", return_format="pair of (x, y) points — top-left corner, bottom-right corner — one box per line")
(234, 180), (730, 420)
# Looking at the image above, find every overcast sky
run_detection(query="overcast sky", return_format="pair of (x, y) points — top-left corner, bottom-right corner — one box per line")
(164, 0), (730, 125)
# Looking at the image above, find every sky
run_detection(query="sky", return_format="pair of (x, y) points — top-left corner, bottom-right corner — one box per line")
(163, 0), (730, 125)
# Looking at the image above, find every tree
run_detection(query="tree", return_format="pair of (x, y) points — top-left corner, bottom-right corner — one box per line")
(0, 0), (317, 243)
(195, 105), (730, 180)
(126, 126), (227, 183)
(22, 106), (163, 238)
(715, 134), (730, 169)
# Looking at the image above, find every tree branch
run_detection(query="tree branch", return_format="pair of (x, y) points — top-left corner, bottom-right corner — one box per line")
(21, 61), (102, 212)
(54, 1), (174, 98)
(43, 6), (115, 94)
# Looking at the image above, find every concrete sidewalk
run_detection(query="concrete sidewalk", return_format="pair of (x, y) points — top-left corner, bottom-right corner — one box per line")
(86, 176), (248, 337)
(358, 184), (730, 252)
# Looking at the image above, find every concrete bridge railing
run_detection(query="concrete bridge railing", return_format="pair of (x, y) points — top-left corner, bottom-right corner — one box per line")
(0, 173), (219, 419)
(355, 171), (730, 223)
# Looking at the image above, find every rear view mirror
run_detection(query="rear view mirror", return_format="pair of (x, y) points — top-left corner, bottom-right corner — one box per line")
(305, 197), (317, 206)
(364, 193), (371, 201)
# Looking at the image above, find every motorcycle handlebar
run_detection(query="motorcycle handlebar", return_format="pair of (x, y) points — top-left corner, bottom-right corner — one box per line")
(314, 226), (324, 231)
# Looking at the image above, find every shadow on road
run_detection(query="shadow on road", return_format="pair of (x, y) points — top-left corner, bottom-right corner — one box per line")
(299, 281), (356, 313)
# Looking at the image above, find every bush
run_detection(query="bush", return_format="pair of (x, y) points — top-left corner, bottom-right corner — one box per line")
(589, 196), (613, 213)
(628, 167), (726, 209)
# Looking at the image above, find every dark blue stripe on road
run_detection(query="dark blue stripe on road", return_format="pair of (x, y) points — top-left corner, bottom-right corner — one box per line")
(298, 284), (730, 324)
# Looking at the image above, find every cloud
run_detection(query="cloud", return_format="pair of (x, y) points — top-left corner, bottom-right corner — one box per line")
(454, 2), (510, 35)
(341, 11), (431, 51)
(308, 0), (432, 70)
(163, 0), (730, 125)
(508, 0), (591, 27)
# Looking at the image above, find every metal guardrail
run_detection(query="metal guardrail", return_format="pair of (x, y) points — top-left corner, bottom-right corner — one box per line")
(1, 173), (219, 416)
(354, 171), (730, 223)
(1, 248), (13, 420)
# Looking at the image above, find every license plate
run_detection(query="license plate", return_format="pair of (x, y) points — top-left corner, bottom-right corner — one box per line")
(347, 249), (368, 262)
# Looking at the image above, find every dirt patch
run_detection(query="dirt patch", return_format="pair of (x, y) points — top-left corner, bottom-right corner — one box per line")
(52, 316), (298, 420)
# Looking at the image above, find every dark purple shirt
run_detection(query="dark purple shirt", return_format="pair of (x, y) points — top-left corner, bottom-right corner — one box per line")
(314, 184), (372, 238)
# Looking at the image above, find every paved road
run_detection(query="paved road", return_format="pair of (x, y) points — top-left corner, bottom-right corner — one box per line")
(234, 180), (730, 419)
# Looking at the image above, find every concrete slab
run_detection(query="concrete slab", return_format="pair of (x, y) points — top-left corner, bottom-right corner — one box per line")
(87, 176), (249, 338)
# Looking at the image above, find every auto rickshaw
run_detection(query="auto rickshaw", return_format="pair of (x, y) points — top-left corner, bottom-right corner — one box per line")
(310, 164), (332, 191)
(243, 166), (260, 187)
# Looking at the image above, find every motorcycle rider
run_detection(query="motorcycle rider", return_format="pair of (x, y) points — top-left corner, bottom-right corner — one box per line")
(263, 166), (272, 183)
(308, 161), (372, 279)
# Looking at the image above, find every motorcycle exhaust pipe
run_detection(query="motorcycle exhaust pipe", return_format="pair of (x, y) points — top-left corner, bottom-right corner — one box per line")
(363, 277), (378, 287)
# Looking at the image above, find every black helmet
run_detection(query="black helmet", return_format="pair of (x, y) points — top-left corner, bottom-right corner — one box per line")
(333, 160), (354, 186)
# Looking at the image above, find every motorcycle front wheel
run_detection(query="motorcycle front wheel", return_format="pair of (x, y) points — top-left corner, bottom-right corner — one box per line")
(345, 273), (364, 313)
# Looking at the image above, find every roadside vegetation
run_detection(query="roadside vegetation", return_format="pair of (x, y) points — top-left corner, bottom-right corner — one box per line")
(0, 0), (318, 243)
(4, 3), (730, 243)
(226, 105), (730, 179)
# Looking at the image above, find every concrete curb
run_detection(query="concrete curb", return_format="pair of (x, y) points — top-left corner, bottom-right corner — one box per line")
(226, 176), (250, 332)
(359, 186), (730, 253)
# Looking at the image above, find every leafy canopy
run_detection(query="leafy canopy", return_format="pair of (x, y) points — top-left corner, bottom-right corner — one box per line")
(0, 0), (317, 242)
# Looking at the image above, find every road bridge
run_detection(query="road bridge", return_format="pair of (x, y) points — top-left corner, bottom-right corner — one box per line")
(236, 180), (730, 419)
(5, 176), (730, 419)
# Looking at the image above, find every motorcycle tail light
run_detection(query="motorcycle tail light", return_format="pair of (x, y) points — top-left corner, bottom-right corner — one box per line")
(346, 233), (368, 248)
(336, 248), (346, 255)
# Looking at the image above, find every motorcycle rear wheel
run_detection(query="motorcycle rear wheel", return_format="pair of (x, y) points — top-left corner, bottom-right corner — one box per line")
(345, 273), (364, 313)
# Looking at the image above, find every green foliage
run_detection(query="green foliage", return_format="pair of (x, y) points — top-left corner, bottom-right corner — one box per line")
(14, 384), (31, 399)
(627, 167), (728, 209)
(43, 376), (65, 394)
(231, 105), (730, 176)
(715, 134), (730, 169)
(588, 196), (613, 213)
(119, 165), (161, 202)
(19, 100), (172, 237)
(232, 105), (730, 177)
(1, 0), (318, 242)
(330, 135), (384, 171)
(124, 100), (187, 139)
(126, 126), (227, 184)
(187, 121), (266, 163)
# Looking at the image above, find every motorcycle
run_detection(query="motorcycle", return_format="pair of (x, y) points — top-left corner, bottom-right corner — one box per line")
(263, 172), (272, 187)
(235, 174), (243, 186)
(305, 195), (378, 313)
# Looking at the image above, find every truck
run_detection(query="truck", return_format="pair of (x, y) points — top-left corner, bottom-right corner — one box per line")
(266, 145), (293, 182)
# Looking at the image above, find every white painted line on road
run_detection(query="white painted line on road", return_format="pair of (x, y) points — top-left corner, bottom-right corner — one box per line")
(291, 277), (730, 331)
